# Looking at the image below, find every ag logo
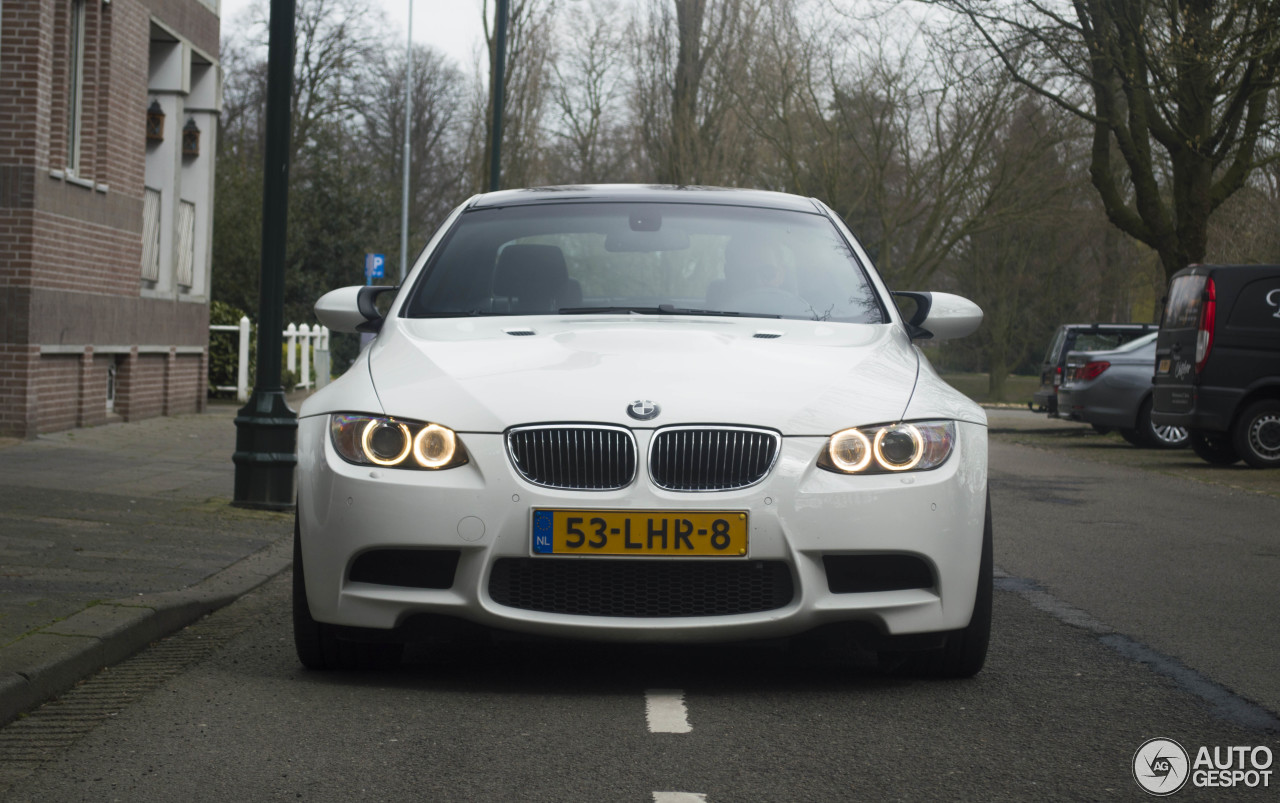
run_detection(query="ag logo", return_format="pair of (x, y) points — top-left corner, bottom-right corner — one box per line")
(1267, 288), (1280, 319)
(1134, 738), (1190, 796)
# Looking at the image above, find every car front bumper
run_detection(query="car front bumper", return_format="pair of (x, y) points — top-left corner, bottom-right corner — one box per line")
(296, 416), (988, 643)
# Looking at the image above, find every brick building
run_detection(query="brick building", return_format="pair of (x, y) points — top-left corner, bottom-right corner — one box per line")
(1, 0), (220, 437)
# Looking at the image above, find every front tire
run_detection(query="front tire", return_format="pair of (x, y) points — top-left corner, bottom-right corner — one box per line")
(1233, 400), (1280, 469)
(1189, 429), (1240, 466)
(901, 493), (992, 679)
(293, 510), (403, 670)
(1119, 428), (1144, 447)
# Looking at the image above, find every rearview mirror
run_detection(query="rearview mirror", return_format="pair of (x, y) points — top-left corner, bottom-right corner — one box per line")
(604, 228), (691, 253)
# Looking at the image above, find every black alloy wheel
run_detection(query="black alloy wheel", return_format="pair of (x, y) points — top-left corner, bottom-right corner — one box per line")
(1233, 399), (1280, 469)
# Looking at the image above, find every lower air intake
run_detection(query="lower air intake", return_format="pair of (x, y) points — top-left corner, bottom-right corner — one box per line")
(488, 558), (794, 617)
(822, 554), (934, 593)
(348, 549), (460, 589)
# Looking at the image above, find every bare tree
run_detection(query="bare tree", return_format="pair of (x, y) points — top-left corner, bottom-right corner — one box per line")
(547, 0), (633, 182)
(925, 0), (1280, 280)
(357, 45), (471, 270)
(480, 0), (557, 189)
(217, 36), (269, 169)
(629, 0), (757, 185)
(728, 6), (1062, 290)
(946, 94), (1108, 398)
(236, 0), (385, 164)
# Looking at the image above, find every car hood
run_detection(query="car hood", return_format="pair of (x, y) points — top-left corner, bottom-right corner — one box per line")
(357, 316), (930, 434)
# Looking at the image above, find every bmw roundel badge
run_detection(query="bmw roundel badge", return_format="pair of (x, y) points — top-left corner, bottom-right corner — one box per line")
(627, 400), (661, 421)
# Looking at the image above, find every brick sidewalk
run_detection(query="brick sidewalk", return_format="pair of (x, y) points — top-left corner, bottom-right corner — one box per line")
(0, 401), (297, 723)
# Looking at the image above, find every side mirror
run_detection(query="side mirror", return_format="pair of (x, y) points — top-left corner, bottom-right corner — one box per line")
(314, 285), (400, 334)
(892, 291), (983, 341)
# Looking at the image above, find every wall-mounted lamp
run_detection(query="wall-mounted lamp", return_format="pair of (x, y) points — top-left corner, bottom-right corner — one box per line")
(182, 118), (201, 157)
(146, 100), (165, 142)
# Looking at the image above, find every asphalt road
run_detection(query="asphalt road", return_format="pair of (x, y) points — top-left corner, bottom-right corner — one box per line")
(2, 432), (1278, 802)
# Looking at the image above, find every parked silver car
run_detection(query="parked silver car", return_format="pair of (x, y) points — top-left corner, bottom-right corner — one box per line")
(1057, 332), (1189, 449)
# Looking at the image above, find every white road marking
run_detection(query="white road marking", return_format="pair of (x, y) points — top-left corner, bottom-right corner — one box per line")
(652, 793), (707, 802)
(645, 688), (692, 733)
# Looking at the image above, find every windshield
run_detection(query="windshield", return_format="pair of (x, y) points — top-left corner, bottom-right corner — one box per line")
(402, 202), (886, 323)
(1114, 331), (1158, 352)
(1042, 327), (1068, 366)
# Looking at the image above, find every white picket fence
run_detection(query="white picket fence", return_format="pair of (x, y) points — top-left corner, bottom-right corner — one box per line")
(209, 317), (331, 402)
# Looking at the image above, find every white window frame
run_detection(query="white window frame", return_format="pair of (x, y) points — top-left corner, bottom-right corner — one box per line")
(67, 0), (87, 176)
(141, 187), (162, 282)
(175, 200), (196, 289)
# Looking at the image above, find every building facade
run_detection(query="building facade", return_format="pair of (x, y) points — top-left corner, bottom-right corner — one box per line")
(0, 0), (220, 437)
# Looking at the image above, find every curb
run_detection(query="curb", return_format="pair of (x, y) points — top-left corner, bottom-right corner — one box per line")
(0, 532), (293, 726)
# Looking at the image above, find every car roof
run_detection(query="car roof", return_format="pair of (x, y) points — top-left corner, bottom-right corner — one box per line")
(466, 185), (824, 214)
(1064, 331), (1158, 359)
(1057, 322), (1157, 332)
(1170, 263), (1280, 279)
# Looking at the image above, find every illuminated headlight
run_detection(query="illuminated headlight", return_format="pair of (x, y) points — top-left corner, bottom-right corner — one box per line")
(330, 414), (468, 470)
(818, 421), (955, 474)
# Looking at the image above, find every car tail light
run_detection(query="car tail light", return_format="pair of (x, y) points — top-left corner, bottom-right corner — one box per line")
(1195, 277), (1216, 373)
(1076, 361), (1110, 381)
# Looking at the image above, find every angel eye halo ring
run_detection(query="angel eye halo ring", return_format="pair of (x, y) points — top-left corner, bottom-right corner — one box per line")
(331, 413), (467, 470)
(361, 420), (412, 466)
(819, 421), (955, 475)
(413, 424), (458, 468)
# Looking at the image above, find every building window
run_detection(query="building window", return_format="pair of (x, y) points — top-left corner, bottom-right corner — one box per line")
(67, 0), (87, 176)
(175, 200), (196, 289)
(106, 362), (117, 412)
(142, 187), (162, 282)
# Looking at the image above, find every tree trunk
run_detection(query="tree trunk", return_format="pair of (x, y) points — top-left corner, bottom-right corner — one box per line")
(668, 0), (706, 185)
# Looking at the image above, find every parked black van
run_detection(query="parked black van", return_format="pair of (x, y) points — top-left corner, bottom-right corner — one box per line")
(1152, 264), (1280, 468)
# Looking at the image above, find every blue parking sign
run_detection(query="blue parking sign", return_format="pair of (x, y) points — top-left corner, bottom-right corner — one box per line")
(364, 253), (385, 281)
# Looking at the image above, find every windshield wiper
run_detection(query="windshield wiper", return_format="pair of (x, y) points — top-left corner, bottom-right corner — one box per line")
(657, 305), (781, 318)
(414, 310), (504, 318)
(558, 306), (665, 315)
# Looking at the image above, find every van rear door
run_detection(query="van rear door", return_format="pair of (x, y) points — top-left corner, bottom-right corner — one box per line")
(1153, 268), (1211, 414)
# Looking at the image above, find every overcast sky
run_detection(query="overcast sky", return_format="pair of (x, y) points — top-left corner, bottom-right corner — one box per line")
(217, 0), (490, 73)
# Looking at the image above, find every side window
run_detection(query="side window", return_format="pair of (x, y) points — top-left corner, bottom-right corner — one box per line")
(1043, 329), (1067, 365)
(1074, 334), (1123, 352)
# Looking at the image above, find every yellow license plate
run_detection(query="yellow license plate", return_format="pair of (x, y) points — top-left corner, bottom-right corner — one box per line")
(532, 509), (748, 557)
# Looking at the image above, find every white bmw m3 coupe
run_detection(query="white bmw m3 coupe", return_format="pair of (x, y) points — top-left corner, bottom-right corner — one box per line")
(294, 185), (991, 676)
